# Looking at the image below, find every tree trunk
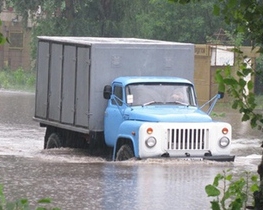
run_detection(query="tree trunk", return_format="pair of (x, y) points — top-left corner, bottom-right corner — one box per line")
(64, 0), (74, 20)
(254, 148), (263, 209)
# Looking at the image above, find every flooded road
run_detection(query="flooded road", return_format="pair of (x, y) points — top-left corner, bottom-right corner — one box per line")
(0, 90), (262, 210)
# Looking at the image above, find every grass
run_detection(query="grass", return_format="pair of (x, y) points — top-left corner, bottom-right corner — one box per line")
(0, 67), (36, 92)
(0, 184), (60, 210)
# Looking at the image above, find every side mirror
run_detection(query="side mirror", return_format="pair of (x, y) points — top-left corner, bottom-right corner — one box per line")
(103, 85), (112, 99)
(217, 92), (224, 99)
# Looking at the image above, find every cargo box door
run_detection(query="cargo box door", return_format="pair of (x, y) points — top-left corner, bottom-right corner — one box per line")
(48, 43), (63, 121)
(61, 45), (76, 124)
(35, 41), (49, 119)
(75, 47), (90, 128)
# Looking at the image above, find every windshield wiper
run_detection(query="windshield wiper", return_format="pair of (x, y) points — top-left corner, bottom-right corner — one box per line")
(143, 101), (156, 106)
(142, 101), (164, 106)
(174, 101), (189, 106)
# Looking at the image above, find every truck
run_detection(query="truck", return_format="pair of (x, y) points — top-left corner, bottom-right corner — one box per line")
(34, 36), (235, 161)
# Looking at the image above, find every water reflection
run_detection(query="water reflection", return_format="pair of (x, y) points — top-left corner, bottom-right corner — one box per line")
(0, 90), (35, 125)
(0, 155), (233, 210)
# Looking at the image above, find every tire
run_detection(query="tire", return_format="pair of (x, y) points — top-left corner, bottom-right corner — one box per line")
(44, 127), (55, 149)
(46, 133), (63, 149)
(116, 144), (134, 161)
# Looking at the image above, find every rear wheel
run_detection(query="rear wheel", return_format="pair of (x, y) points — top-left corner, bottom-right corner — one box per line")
(116, 144), (134, 161)
(46, 133), (63, 149)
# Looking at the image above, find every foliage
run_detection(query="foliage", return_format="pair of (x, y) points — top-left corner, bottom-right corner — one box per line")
(206, 30), (245, 46)
(169, 0), (263, 51)
(205, 170), (259, 210)
(0, 20), (8, 45)
(5, 0), (231, 59)
(213, 0), (263, 52)
(215, 48), (263, 129)
(134, 0), (228, 43)
(0, 184), (60, 210)
(0, 67), (36, 91)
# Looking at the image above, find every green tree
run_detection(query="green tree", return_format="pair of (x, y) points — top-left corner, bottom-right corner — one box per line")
(7, 0), (231, 48)
(136, 0), (229, 43)
(214, 0), (263, 51)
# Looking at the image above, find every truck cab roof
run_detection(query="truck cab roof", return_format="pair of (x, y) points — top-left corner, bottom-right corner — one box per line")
(112, 76), (193, 86)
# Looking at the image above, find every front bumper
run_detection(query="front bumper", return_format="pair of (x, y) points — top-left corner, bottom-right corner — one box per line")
(203, 155), (235, 162)
(160, 152), (235, 162)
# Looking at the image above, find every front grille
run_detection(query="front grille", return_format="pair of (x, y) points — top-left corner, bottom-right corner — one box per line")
(167, 128), (209, 150)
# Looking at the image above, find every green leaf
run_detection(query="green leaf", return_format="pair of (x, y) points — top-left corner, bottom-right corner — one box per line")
(247, 80), (253, 90)
(36, 207), (46, 210)
(213, 174), (223, 186)
(230, 199), (243, 210)
(232, 47), (243, 54)
(250, 184), (259, 192)
(232, 100), (238, 109)
(210, 201), (220, 210)
(247, 95), (255, 104)
(242, 113), (250, 121)
(38, 198), (52, 204)
(228, 0), (237, 8)
(225, 174), (232, 181)
(242, 68), (252, 76)
(238, 78), (246, 87)
(251, 175), (258, 182)
(213, 5), (220, 16)
(0, 34), (6, 45)
(215, 70), (223, 82)
(205, 184), (221, 197)
(236, 70), (244, 77)
(222, 190), (231, 200)
(20, 198), (29, 205)
(224, 78), (238, 86)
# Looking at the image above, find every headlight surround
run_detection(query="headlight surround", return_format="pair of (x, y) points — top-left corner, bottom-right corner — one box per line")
(145, 137), (157, 148)
(219, 137), (230, 148)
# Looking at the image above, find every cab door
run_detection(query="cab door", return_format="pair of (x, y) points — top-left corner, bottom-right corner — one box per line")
(104, 83), (125, 147)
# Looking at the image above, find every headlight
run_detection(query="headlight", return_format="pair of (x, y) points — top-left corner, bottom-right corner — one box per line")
(145, 137), (157, 148)
(219, 137), (230, 148)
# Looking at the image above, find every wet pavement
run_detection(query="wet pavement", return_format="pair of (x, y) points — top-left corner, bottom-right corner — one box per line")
(0, 90), (262, 210)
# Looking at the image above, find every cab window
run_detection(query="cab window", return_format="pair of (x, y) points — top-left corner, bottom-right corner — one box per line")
(112, 85), (123, 106)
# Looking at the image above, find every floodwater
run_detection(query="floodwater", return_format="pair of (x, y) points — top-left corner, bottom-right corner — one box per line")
(0, 90), (262, 210)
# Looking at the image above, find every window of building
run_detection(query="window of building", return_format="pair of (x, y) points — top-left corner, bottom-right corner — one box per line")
(9, 32), (23, 49)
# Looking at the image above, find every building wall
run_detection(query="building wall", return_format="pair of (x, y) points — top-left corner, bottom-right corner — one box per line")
(194, 45), (211, 105)
(0, 9), (31, 70)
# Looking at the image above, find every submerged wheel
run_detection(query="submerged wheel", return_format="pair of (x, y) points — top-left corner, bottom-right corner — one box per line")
(116, 144), (134, 161)
(46, 133), (63, 149)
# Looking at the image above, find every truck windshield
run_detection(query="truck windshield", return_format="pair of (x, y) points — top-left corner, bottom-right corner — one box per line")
(125, 83), (197, 106)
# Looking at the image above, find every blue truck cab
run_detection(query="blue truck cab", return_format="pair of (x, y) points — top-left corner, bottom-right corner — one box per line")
(104, 76), (234, 161)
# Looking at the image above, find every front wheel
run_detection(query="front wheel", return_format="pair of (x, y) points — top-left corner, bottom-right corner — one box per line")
(46, 133), (63, 149)
(116, 144), (134, 161)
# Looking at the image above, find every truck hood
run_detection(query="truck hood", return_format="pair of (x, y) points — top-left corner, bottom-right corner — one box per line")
(125, 105), (212, 122)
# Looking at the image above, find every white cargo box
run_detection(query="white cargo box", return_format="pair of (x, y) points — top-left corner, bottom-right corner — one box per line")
(34, 37), (194, 133)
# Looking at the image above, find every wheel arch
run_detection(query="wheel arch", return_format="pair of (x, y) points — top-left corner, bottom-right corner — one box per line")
(44, 125), (58, 149)
(114, 137), (136, 160)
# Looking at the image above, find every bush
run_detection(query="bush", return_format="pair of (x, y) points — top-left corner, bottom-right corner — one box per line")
(0, 67), (36, 91)
(205, 170), (259, 210)
(0, 184), (60, 210)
